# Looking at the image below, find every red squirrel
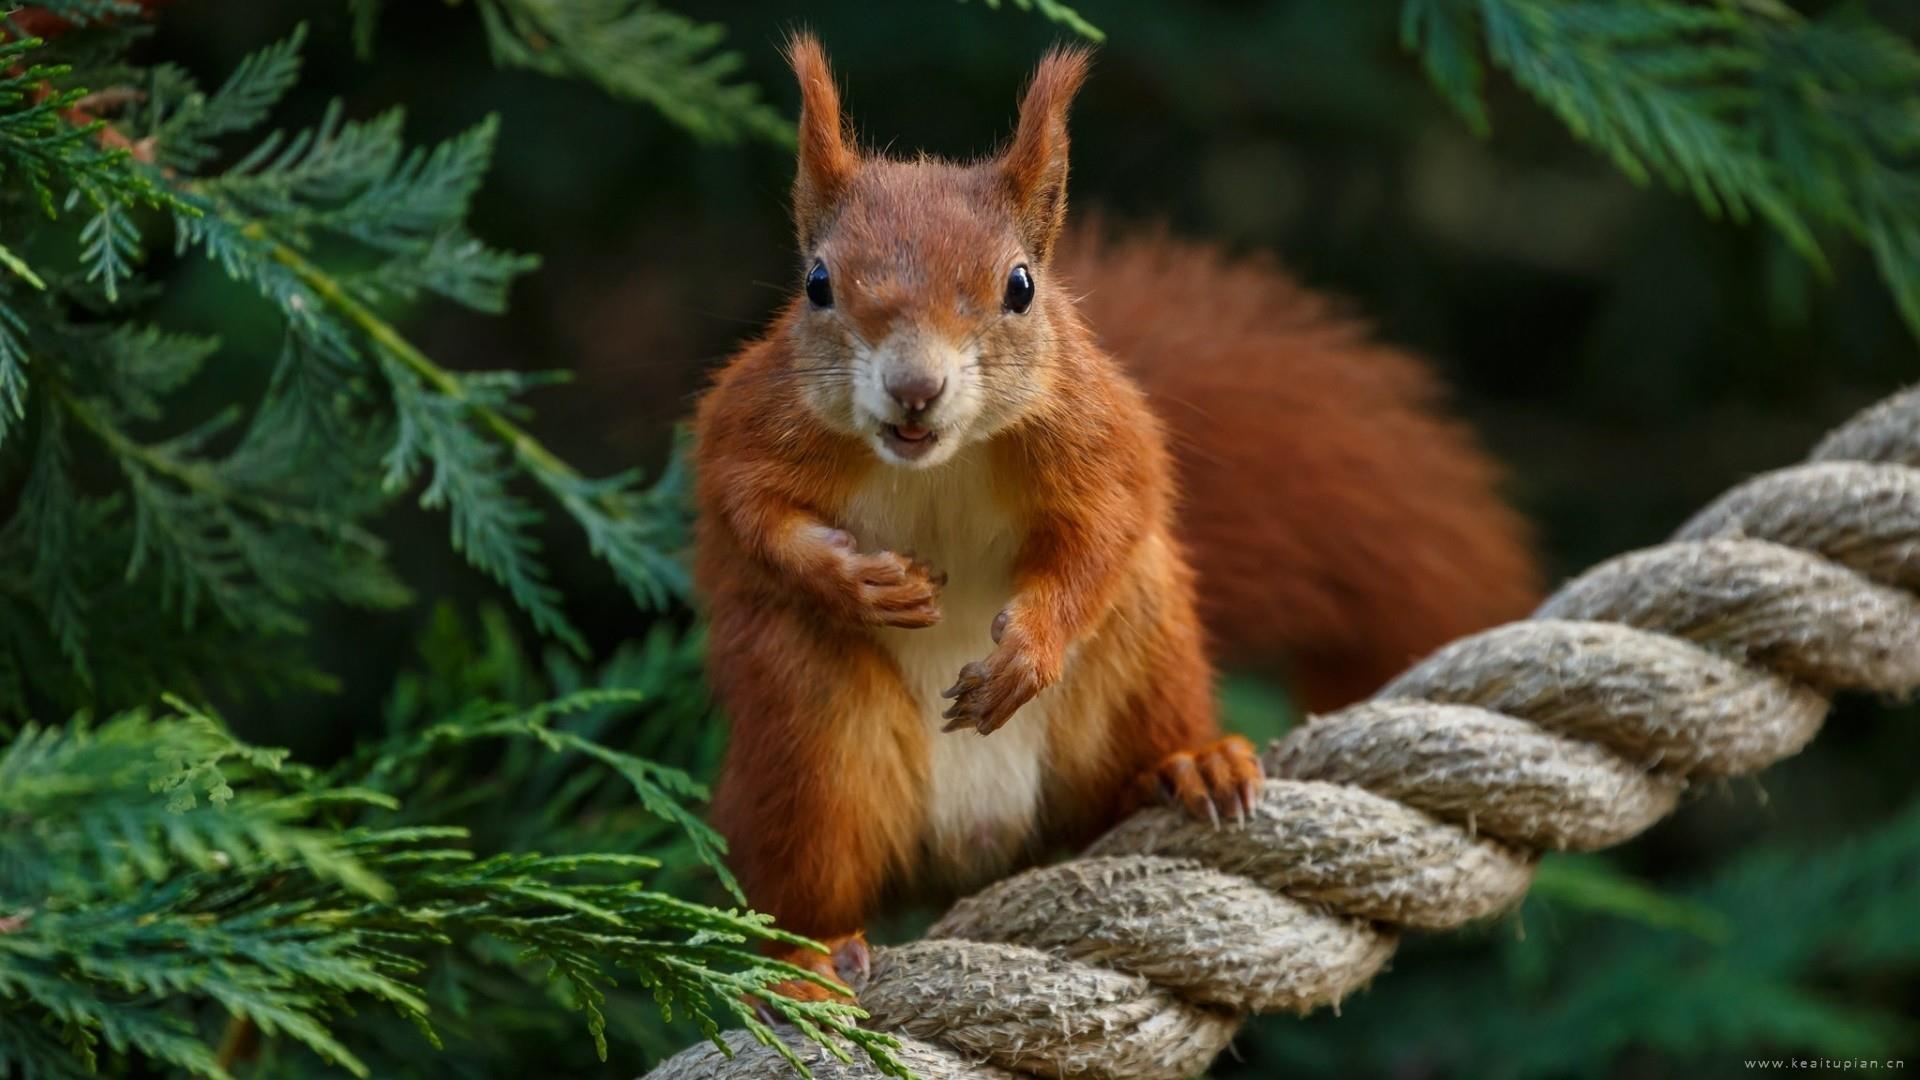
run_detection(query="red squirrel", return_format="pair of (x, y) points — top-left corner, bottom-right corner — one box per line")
(694, 36), (1539, 1000)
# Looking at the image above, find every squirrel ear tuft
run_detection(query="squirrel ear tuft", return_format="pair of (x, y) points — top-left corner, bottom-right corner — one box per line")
(785, 31), (857, 252)
(1000, 46), (1092, 263)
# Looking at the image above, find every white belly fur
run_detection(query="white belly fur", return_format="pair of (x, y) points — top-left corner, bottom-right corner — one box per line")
(841, 448), (1054, 883)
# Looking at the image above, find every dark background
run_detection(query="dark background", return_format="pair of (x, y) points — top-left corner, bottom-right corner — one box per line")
(141, 1), (1920, 1075)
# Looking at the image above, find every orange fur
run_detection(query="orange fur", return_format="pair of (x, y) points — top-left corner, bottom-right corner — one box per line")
(1057, 228), (1541, 710)
(785, 33), (858, 251)
(696, 35), (1539, 967)
(999, 46), (1091, 260)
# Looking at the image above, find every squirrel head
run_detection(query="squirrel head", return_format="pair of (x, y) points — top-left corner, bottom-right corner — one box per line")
(780, 33), (1092, 469)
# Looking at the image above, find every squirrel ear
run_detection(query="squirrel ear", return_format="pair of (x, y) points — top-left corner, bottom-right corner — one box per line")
(999, 46), (1092, 263)
(786, 32), (857, 251)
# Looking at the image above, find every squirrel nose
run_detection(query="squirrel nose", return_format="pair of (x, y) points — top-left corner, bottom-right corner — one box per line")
(885, 371), (947, 414)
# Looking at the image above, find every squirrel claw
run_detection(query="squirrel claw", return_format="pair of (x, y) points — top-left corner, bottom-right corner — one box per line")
(940, 661), (984, 701)
(938, 650), (1039, 736)
(1138, 735), (1264, 826)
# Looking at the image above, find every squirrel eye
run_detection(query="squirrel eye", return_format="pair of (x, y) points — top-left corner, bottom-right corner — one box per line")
(1004, 264), (1035, 314)
(805, 260), (833, 309)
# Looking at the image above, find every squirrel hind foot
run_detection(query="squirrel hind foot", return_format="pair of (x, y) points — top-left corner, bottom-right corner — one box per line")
(1135, 735), (1264, 827)
(752, 931), (870, 1022)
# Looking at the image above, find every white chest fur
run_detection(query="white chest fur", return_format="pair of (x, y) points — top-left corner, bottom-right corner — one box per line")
(841, 450), (1054, 881)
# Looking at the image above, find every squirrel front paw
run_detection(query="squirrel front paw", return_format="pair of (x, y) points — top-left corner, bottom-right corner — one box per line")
(1136, 735), (1264, 826)
(814, 528), (944, 628)
(941, 611), (1057, 735)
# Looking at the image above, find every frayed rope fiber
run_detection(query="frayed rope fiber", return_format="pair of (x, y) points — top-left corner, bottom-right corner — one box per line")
(650, 383), (1920, 1080)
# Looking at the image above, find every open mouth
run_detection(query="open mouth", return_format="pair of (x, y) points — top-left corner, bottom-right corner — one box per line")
(881, 423), (938, 461)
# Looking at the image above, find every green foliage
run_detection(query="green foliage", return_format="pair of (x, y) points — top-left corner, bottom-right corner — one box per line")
(0, 657), (905, 1079)
(0, 21), (881, 1070)
(352, 0), (1101, 144)
(350, 0), (790, 144)
(0, 37), (173, 221)
(1402, 0), (1920, 338)
(968, 0), (1105, 43)
(0, 705), (383, 904)
(369, 604), (725, 898)
(347, 611), (736, 902)
(0, 26), (691, 715)
(472, 0), (792, 144)
(1526, 854), (1726, 942)
(0, 13), (920, 1074)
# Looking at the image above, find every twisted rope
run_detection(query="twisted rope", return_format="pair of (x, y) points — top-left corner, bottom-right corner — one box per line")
(651, 383), (1920, 1080)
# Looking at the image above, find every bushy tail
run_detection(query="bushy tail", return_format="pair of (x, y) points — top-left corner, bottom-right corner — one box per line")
(1058, 225), (1541, 712)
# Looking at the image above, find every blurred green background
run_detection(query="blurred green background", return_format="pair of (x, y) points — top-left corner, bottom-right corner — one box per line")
(138, 1), (1920, 1075)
